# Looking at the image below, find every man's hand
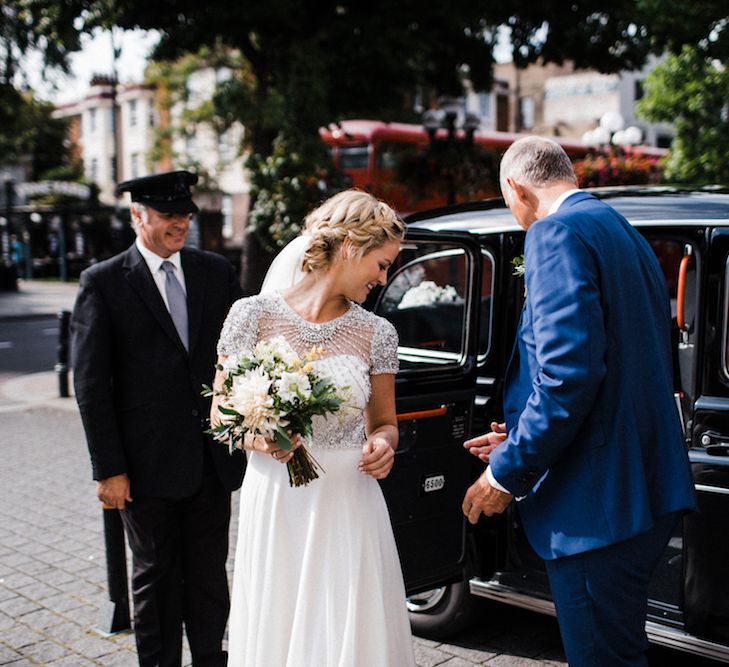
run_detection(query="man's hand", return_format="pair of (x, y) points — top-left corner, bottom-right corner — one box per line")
(462, 471), (513, 524)
(463, 421), (507, 462)
(97, 474), (132, 510)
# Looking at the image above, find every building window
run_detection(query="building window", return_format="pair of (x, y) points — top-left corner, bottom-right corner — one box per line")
(478, 93), (491, 120)
(90, 158), (98, 182)
(656, 134), (673, 149)
(129, 100), (138, 127)
(89, 108), (97, 133)
(520, 96), (535, 130)
(222, 195), (233, 239)
(185, 133), (198, 159)
(634, 80), (644, 102)
(149, 105), (155, 127)
(219, 130), (234, 162)
(130, 153), (140, 179)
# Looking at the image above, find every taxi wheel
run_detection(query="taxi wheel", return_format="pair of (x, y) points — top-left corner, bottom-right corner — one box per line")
(407, 578), (477, 639)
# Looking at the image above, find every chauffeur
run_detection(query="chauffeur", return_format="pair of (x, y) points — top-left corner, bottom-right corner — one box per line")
(71, 171), (245, 667)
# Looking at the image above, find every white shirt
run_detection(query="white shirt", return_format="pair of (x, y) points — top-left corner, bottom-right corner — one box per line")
(548, 188), (582, 216)
(486, 188), (583, 497)
(135, 237), (187, 312)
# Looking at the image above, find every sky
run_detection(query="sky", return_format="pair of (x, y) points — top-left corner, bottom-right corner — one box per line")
(23, 27), (160, 106)
(26, 26), (512, 107)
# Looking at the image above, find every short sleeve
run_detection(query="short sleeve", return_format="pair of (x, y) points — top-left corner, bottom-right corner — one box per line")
(216, 297), (261, 356)
(370, 316), (399, 375)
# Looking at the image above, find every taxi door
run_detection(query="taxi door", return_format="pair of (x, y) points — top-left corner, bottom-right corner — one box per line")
(370, 229), (484, 594)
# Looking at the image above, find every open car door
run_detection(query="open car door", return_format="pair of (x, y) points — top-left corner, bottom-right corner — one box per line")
(370, 229), (483, 594)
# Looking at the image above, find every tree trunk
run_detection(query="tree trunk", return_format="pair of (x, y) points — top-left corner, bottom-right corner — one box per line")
(238, 229), (275, 296)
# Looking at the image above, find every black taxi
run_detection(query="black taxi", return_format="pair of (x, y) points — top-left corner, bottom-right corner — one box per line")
(366, 187), (729, 663)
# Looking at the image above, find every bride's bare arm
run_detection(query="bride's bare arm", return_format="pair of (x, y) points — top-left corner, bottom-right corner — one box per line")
(361, 373), (398, 479)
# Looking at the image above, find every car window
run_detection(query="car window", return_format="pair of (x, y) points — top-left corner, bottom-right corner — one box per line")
(374, 242), (471, 369)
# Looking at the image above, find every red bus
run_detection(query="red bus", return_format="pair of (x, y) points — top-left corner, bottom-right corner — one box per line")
(320, 119), (592, 214)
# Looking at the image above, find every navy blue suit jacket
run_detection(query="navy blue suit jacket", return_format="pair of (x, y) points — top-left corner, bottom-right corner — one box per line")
(489, 192), (696, 560)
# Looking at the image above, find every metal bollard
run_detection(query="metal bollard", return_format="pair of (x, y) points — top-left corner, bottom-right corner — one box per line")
(96, 506), (131, 634)
(55, 310), (71, 398)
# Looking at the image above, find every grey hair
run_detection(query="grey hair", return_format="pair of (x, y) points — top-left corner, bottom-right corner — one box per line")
(499, 136), (577, 192)
(129, 202), (148, 233)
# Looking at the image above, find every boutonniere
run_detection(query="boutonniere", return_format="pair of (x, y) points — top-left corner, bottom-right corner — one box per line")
(512, 255), (527, 297)
(511, 255), (525, 277)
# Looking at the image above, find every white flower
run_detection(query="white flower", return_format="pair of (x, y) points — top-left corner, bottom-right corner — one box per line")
(222, 355), (242, 374)
(224, 366), (279, 437)
(254, 336), (298, 368)
(276, 371), (312, 403)
(398, 281), (462, 309)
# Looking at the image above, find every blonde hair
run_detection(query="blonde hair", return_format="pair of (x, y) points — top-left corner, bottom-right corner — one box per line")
(302, 189), (404, 272)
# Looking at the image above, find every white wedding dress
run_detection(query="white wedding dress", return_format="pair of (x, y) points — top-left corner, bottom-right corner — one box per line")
(217, 291), (416, 667)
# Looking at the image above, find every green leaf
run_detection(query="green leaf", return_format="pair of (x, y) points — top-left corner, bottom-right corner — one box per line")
(274, 425), (293, 451)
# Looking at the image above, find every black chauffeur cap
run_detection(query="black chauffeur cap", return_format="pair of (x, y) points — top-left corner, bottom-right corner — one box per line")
(116, 170), (199, 214)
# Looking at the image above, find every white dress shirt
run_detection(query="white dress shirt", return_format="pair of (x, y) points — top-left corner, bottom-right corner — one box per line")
(135, 237), (187, 312)
(485, 188), (583, 497)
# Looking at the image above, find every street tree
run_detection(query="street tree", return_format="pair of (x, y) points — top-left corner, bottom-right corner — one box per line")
(637, 46), (729, 185)
(0, 85), (78, 180)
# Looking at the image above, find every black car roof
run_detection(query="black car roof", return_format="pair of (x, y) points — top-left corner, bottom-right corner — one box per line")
(405, 186), (729, 234)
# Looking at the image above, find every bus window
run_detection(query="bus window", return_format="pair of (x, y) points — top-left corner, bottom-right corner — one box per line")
(376, 142), (418, 170)
(338, 144), (369, 170)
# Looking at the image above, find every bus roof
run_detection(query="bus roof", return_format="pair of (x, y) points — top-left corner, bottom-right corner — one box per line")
(319, 119), (667, 158)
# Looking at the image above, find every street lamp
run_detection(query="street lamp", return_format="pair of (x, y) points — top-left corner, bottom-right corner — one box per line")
(581, 111), (643, 150)
(422, 98), (482, 205)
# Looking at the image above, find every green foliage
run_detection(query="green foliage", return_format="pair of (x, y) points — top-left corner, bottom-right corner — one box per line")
(245, 135), (345, 252)
(0, 84), (75, 179)
(0, 0), (87, 84)
(637, 47), (729, 184)
(145, 45), (247, 171)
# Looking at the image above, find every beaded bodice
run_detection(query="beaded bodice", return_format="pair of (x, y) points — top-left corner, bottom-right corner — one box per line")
(217, 292), (399, 449)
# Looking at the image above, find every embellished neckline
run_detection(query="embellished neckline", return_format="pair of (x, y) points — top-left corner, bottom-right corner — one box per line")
(272, 291), (356, 343)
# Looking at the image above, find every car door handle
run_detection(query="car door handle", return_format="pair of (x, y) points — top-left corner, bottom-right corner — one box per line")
(397, 405), (448, 422)
(700, 430), (729, 456)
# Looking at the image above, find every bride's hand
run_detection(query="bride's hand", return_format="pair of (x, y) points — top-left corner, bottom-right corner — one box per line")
(359, 435), (395, 479)
(245, 433), (301, 464)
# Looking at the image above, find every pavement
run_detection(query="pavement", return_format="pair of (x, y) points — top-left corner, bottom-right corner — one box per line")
(0, 281), (569, 666)
(0, 280), (79, 322)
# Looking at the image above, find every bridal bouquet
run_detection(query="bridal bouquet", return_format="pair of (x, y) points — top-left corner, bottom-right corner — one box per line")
(203, 337), (346, 487)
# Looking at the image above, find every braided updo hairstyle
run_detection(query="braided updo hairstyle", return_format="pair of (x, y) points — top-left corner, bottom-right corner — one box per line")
(301, 189), (405, 273)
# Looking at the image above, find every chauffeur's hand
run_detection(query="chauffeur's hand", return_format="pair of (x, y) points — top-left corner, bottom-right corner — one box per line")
(97, 473), (133, 510)
(462, 471), (513, 523)
(463, 421), (507, 462)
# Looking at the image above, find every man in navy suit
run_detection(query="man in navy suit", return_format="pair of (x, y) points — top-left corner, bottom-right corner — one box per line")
(462, 137), (696, 665)
(72, 171), (245, 666)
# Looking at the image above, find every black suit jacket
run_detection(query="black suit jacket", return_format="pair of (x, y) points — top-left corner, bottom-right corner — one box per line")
(71, 244), (246, 498)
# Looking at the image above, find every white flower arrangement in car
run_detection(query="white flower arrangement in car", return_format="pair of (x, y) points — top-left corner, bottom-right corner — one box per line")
(397, 280), (462, 309)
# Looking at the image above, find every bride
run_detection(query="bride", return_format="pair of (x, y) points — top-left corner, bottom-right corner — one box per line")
(212, 189), (416, 666)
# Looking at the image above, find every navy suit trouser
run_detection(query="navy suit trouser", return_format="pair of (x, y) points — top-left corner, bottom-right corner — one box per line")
(544, 512), (679, 667)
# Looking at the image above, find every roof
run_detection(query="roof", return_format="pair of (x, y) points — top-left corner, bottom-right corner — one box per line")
(406, 187), (729, 235)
